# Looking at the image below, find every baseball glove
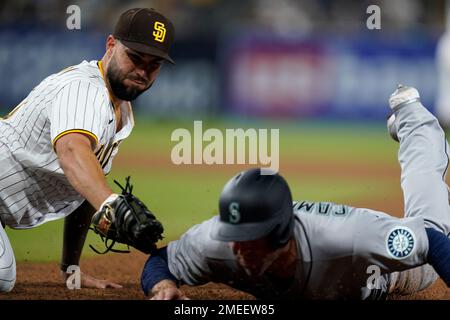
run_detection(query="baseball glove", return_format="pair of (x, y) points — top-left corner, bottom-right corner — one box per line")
(89, 176), (164, 254)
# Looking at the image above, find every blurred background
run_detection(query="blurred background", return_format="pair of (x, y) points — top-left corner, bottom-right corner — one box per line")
(0, 0), (447, 120)
(1, 0), (450, 263)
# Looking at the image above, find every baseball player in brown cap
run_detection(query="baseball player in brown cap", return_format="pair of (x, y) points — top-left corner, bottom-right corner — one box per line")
(103, 8), (175, 102)
(0, 8), (174, 292)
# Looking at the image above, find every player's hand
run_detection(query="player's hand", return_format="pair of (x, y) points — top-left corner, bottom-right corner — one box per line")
(150, 287), (189, 300)
(150, 279), (189, 300)
(61, 270), (123, 289)
(79, 272), (123, 289)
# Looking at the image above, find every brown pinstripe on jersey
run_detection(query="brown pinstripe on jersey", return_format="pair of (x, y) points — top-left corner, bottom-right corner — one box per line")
(0, 60), (134, 228)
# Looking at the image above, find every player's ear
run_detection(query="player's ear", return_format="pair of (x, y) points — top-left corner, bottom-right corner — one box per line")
(105, 35), (116, 56)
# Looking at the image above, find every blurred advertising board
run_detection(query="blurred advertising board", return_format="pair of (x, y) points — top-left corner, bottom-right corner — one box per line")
(0, 29), (217, 117)
(134, 38), (219, 117)
(222, 32), (438, 119)
(0, 28), (438, 120)
(0, 29), (104, 110)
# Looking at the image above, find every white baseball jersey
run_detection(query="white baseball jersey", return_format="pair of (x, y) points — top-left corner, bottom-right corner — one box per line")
(0, 60), (134, 228)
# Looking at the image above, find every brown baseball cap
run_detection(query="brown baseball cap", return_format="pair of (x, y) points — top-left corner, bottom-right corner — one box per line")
(114, 8), (175, 64)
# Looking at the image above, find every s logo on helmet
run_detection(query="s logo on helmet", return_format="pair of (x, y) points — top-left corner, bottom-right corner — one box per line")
(153, 21), (166, 42)
(386, 227), (415, 259)
(229, 202), (240, 224)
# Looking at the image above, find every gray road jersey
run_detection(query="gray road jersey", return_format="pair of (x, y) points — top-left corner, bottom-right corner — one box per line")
(167, 200), (429, 299)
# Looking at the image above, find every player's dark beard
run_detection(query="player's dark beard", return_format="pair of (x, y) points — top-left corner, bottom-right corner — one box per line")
(106, 58), (153, 101)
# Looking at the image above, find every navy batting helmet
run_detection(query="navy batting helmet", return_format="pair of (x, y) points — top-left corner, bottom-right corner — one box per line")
(210, 168), (294, 248)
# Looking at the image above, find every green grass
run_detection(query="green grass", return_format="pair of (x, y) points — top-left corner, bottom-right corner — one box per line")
(5, 118), (399, 262)
(121, 118), (399, 163)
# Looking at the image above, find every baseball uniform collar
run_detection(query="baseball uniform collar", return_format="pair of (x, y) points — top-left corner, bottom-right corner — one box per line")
(114, 101), (135, 142)
(95, 60), (135, 140)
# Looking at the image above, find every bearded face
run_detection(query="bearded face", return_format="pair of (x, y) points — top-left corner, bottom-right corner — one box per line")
(105, 42), (162, 101)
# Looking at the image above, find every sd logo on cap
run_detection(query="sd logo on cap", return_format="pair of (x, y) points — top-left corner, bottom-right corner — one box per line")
(114, 8), (175, 64)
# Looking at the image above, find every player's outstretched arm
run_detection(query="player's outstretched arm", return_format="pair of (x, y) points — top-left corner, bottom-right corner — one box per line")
(54, 132), (115, 209)
(141, 246), (189, 300)
(55, 132), (122, 289)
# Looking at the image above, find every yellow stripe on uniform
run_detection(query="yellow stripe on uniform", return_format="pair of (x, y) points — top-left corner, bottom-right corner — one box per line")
(52, 129), (98, 147)
(97, 61), (119, 112)
(98, 60), (105, 78)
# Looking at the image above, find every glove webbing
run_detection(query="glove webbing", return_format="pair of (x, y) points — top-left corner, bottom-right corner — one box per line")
(88, 177), (134, 254)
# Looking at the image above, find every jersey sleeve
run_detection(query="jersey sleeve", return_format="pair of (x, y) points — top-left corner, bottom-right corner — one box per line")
(50, 80), (108, 148)
(167, 218), (222, 286)
(297, 202), (430, 274)
(352, 211), (429, 273)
